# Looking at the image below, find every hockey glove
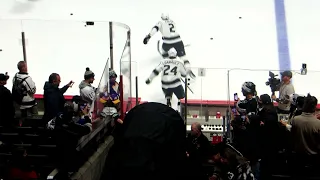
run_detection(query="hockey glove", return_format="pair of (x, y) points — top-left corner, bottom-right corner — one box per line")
(143, 34), (151, 44)
(145, 78), (151, 84)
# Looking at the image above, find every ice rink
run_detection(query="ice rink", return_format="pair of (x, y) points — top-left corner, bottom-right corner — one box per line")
(1, 0), (320, 107)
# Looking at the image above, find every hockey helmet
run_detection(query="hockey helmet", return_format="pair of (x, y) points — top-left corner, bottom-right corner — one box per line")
(161, 13), (169, 20)
(241, 81), (256, 96)
(168, 48), (177, 57)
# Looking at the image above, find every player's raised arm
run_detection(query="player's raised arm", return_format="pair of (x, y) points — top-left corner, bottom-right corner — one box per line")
(179, 62), (187, 78)
(145, 62), (164, 84)
(143, 21), (162, 45)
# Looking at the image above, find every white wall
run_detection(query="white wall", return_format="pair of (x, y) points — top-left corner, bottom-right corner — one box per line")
(0, 0), (319, 104)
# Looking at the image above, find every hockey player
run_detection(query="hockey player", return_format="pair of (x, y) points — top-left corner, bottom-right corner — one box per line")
(146, 48), (187, 107)
(143, 13), (196, 79)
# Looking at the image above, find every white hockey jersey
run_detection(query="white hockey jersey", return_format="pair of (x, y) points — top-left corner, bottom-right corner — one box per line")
(148, 58), (187, 89)
(150, 19), (182, 44)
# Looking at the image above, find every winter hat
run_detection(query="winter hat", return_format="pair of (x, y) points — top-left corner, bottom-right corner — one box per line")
(109, 69), (117, 78)
(0, 73), (9, 81)
(84, 67), (95, 80)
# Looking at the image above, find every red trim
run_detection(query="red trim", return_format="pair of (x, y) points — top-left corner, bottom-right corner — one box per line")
(34, 94), (73, 100)
(34, 95), (320, 109)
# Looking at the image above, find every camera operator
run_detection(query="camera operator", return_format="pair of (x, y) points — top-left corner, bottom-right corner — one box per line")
(271, 71), (295, 114)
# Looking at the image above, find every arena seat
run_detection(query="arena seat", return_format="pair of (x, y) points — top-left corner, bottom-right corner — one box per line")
(0, 133), (21, 144)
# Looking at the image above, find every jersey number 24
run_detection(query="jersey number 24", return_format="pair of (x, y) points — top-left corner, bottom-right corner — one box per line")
(164, 65), (177, 75)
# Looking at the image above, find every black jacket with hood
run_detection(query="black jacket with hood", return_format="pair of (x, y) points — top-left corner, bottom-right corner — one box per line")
(0, 85), (15, 127)
(43, 82), (69, 122)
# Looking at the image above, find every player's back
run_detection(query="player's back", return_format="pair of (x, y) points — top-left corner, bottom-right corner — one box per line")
(159, 19), (180, 39)
(160, 58), (186, 88)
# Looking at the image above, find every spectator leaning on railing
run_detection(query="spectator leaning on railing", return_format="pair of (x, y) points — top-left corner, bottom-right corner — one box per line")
(12, 61), (38, 117)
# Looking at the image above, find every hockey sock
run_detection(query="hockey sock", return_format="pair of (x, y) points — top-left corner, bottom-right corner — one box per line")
(166, 98), (172, 107)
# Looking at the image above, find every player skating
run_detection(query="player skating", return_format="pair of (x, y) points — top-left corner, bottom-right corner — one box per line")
(146, 48), (187, 107)
(143, 13), (196, 79)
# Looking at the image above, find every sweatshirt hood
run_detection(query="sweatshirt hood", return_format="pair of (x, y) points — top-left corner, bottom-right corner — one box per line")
(44, 81), (57, 92)
(79, 80), (92, 89)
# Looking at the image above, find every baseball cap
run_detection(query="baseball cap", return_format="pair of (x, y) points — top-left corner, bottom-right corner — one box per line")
(0, 73), (9, 81)
(259, 94), (272, 104)
(280, 71), (292, 78)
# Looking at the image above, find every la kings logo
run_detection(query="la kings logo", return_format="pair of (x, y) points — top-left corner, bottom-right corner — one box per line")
(227, 171), (234, 180)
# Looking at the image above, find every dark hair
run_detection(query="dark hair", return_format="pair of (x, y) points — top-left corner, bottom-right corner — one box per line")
(302, 94), (318, 113)
(17, 61), (26, 71)
(49, 73), (59, 83)
(262, 103), (275, 113)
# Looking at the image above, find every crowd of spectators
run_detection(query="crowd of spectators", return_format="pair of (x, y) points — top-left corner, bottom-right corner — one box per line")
(0, 61), (122, 179)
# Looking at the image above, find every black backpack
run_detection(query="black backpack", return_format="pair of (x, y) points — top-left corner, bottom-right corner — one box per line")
(12, 75), (29, 104)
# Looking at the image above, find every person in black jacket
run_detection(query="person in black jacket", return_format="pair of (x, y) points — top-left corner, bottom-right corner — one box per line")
(186, 122), (210, 180)
(43, 73), (73, 123)
(0, 73), (15, 127)
(257, 94), (281, 180)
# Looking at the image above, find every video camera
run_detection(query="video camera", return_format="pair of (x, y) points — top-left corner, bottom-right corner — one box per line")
(265, 71), (281, 95)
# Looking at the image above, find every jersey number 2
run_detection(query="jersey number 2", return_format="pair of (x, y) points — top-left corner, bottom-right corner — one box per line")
(169, 23), (175, 33)
(164, 65), (177, 75)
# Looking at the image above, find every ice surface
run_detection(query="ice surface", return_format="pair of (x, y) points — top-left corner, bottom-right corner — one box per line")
(1, 0), (320, 106)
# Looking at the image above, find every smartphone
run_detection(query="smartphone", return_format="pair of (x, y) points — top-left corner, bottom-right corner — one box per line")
(234, 93), (239, 101)
(278, 115), (284, 122)
(231, 106), (237, 115)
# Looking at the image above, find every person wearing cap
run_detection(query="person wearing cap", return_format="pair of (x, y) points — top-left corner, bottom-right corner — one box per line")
(257, 94), (281, 179)
(0, 73), (15, 127)
(272, 70), (295, 114)
(79, 67), (96, 105)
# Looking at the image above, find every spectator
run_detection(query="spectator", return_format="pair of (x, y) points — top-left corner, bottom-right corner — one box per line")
(43, 73), (73, 123)
(0, 73), (15, 127)
(12, 61), (38, 117)
(291, 94), (320, 155)
(186, 122), (210, 180)
(208, 143), (255, 180)
(79, 67), (96, 105)
(258, 94), (281, 179)
(272, 70), (295, 114)
(280, 94), (305, 131)
(47, 100), (92, 178)
(109, 69), (120, 106)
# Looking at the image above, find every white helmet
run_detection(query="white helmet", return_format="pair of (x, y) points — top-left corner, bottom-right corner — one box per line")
(168, 48), (177, 57)
(161, 13), (169, 20)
